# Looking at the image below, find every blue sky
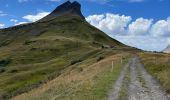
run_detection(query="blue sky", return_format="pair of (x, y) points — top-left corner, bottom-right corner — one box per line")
(0, 0), (170, 51)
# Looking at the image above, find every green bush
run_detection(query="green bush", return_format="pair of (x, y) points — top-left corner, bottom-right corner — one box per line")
(97, 56), (104, 62)
(0, 59), (11, 67)
(70, 60), (82, 65)
(0, 68), (5, 73)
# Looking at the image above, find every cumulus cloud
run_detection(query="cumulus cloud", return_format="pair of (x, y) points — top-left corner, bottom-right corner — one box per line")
(86, 13), (170, 51)
(0, 23), (5, 28)
(86, 13), (132, 35)
(23, 11), (50, 22)
(128, 18), (153, 35)
(86, 14), (104, 28)
(113, 35), (170, 51)
(150, 17), (170, 37)
(86, 13), (170, 37)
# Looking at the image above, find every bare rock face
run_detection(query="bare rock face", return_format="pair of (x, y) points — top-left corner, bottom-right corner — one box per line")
(40, 1), (85, 21)
(163, 45), (170, 53)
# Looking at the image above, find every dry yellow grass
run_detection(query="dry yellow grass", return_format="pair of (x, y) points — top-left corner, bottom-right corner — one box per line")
(12, 53), (130, 100)
(138, 52), (170, 94)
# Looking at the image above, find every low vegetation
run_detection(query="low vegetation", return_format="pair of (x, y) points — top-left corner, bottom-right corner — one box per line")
(118, 66), (130, 100)
(0, 59), (11, 67)
(12, 53), (130, 100)
(0, 11), (134, 99)
(139, 52), (170, 94)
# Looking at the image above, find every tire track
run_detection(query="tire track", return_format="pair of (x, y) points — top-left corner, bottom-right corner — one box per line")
(108, 59), (131, 100)
(108, 57), (169, 100)
(137, 58), (169, 100)
(128, 57), (151, 100)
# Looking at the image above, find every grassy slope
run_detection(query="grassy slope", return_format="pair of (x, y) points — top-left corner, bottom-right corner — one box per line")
(0, 14), (127, 99)
(12, 52), (131, 100)
(138, 52), (170, 94)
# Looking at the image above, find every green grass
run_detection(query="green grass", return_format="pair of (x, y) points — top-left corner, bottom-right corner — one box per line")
(11, 52), (131, 100)
(0, 13), (130, 99)
(118, 65), (130, 100)
(65, 56), (130, 100)
(91, 60), (128, 100)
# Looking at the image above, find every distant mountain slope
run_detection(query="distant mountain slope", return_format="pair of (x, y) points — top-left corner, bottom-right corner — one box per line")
(0, 1), (124, 47)
(0, 1), (129, 99)
(163, 45), (170, 53)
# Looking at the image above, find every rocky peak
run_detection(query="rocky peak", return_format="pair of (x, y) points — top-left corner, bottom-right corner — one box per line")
(40, 1), (85, 21)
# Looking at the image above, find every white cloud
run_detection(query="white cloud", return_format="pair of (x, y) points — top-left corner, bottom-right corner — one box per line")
(86, 13), (170, 37)
(10, 19), (18, 23)
(15, 22), (28, 25)
(150, 17), (170, 37)
(128, 18), (153, 35)
(86, 13), (132, 35)
(86, 14), (104, 27)
(86, 13), (170, 51)
(113, 35), (170, 51)
(23, 11), (50, 22)
(0, 23), (5, 28)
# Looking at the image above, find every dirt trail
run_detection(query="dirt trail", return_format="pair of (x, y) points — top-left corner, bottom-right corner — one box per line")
(108, 57), (169, 100)
(108, 59), (131, 100)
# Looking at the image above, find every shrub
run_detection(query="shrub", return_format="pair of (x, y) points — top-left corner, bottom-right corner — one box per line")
(0, 68), (5, 73)
(70, 60), (82, 65)
(77, 67), (83, 72)
(97, 56), (104, 62)
(24, 40), (36, 45)
(0, 59), (11, 67)
(9, 69), (18, 73)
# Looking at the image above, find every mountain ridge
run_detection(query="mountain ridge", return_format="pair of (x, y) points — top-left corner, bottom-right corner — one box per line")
(40, 1), (85, 21)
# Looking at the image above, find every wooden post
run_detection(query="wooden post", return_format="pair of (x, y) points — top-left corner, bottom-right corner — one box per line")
(111, 61), (114, 72)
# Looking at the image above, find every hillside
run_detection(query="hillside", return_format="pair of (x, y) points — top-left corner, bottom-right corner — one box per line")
(0, 1), (129, 99)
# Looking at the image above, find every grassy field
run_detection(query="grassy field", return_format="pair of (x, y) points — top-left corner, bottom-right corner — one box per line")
(12, 52), (130, 100)
(0, 14), (128, 99)
(138, 52), (170, 94)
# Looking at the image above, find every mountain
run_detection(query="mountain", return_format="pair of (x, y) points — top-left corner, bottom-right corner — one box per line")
(40, 1), (85, 21)
(0, 1), (129, 99)
(163, 45), (170, 53)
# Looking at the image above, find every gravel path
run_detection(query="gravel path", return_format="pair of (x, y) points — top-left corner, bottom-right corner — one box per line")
(108, 57), (169, 100)
(137, 57), (169, 100)
(108, 59), (131, 100)
(128, 57), (151, 100)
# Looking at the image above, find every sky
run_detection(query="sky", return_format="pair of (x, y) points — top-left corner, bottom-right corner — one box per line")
(0, 0), (170, 51)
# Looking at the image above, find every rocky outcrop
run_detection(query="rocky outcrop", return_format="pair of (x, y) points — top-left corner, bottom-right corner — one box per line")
(40, 1), (85, 21)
